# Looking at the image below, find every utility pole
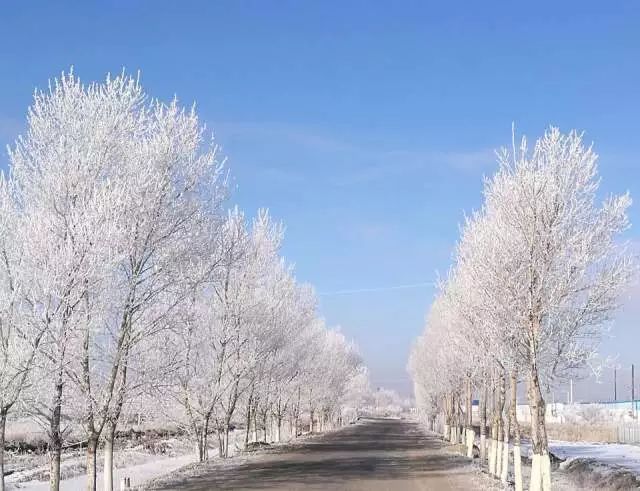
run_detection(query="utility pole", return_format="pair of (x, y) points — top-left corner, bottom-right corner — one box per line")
(614, 368), (617, 402)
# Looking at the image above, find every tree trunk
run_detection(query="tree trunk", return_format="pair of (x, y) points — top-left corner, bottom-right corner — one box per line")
(494, 370), (505, 478)
(489, 381), (498, 477)
(511, 372), (523, 491)
(223, 425), (229, 458)
(49, 376), (64, 491)
(448, 394), (456, 444)
(456, 395), (462, 444)
(49, 445), (62, 491)
(465, 377), (474, 458)
(263, 412), (269, 442)
(480, 383), (487, 464)
(501, 408), (510, 483)
(453, 400), (460, 444)
(294, 388), (301, 438)
(217, 422), (224, 458)
(276, 417), (282, 443)
(203, 415), (210, 461)
(103, 425), (116, 491)
(450, 395), (455, 444)
(201, 430), (207, 462)
(0, 408), (7, 491)
(443, 394), (450, 441)
(196, 425), (205, 462)
(203, 430), (208, 461)
(244, 404), (252, 450)
(528, 366), (551, 491)
(252, 407), (258, 443)
(102, 340), (130, 491)
(86, 435), (99, 491)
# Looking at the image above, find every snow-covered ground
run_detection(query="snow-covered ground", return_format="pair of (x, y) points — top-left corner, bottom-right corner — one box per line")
(7, 454), (195, 491)
(5, 428), (249, 491)
(519, 438), (640, 476)
(549, 440), (640, 473)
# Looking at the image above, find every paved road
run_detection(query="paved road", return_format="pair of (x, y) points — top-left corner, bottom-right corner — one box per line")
(151, 418), (493, 490)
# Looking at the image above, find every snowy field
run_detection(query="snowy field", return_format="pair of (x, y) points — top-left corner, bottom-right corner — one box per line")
(6, 454), (194, 491)
(4, 429), (250, 490)
(4, 427), (316, 490)
(549, 439), (640, 474)
(516, 437), (640, 487)
(517, 438), (640, 474)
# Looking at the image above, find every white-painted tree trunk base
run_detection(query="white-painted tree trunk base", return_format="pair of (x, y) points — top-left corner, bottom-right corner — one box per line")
(489, 439), (496, 476)
(514, 445), (523, 491)
(466, 428), (475, 458)
(500, 438), (509, 483)
(487, 438), (492, 475)
(480, 434), (486, 463)
(104, 441), (113, 491)
(530, 453), (551, 491)
(530, 454), (541, 491)
(541, 453), (552, 491)
(493, 440), (500, 477)
(495, 441), (503, 478)
(444, 424), (450, 440)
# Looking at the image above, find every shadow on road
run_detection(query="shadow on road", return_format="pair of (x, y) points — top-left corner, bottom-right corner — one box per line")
(153, 419), (473, 490)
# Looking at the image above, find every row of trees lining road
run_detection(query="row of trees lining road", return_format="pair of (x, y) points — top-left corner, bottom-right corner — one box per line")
(0, 70), (368, 491)
(408, 128), (636, 491)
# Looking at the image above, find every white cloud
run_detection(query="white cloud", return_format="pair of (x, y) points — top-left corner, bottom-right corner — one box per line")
(211, 119), (496, 186)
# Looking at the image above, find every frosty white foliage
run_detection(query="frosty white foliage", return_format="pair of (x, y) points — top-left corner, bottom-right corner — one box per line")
(408, 127), (635, 491)
(0, 70), (369, 491)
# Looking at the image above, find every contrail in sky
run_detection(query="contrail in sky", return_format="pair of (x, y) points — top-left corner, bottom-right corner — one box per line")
(319, 282), (435, 296)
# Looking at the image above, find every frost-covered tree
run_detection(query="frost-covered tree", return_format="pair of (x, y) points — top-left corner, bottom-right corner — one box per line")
(409, 127), (635, 491)
(0, 176), (46, 491)
(6, 69), (226, 491)
(9, 71), (131, 491)
(1, 68), (370, 491)
(486, 128), (634, 490)
(90, 87), (224, 491)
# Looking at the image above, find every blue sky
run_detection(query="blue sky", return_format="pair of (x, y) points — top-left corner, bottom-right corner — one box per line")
(1, 1), (639, 397)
